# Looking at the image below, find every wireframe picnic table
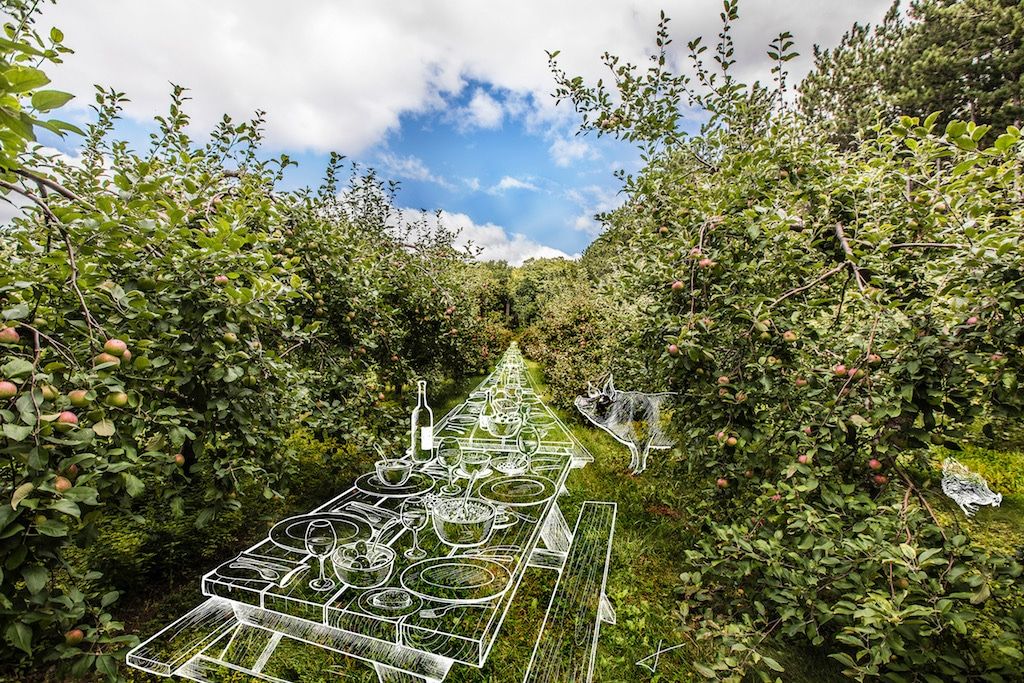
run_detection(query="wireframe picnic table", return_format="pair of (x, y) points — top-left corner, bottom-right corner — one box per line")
(128, 346), (617, 682)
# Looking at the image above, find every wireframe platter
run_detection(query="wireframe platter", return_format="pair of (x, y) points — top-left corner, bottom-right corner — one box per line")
(355, 472), (435, 498)
(401, 557), (511, 604)
(478, 475), (556, 507)
(269, 512), (372, 553)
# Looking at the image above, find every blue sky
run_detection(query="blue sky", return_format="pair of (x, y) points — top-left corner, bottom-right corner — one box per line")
(32, 1), (892, 264)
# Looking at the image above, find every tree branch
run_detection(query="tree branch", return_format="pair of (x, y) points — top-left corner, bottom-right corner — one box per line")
(834, 223), (867, 291)
(770, 263), (846, 307)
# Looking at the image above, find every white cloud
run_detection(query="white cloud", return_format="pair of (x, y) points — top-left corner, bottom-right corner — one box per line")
(375, 151), (454, 190)
(566, 184), (621, 236)
(400, 208), (569, 265)
(549, 136), (598, 167)
(487, 176), (539, 195)
(38, 1), (893, 154)
(463, 177), (481, 191)
(460, 88), (504, 130)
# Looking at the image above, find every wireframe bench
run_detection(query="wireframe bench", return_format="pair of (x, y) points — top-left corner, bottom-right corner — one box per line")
(522, 501), (617, 683)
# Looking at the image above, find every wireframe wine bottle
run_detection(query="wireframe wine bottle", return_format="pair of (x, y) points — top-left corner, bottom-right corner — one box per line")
(410, 379), (434, 463)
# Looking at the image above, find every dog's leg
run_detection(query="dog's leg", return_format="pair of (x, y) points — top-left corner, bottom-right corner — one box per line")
(627, 443), (639, 473)
(638, 439), (653, 474)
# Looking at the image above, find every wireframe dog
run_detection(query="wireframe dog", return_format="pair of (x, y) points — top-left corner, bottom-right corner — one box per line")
(574, 375), (674, 474)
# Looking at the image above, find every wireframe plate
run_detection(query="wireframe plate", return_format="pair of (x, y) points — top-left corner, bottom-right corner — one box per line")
(401, 557), (511, 604)
(355, 472), (435, 498)
(269, 512), (372, 553)
(477, 475), (556, 507)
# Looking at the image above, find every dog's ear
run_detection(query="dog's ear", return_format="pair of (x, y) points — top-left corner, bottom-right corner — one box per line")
(602, 374), (616, 396)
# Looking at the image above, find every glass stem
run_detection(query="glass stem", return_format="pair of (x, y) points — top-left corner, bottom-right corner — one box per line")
(448, 466), (455, 489)
(319, 556), (326, 583)
(412, 528), (420, 553)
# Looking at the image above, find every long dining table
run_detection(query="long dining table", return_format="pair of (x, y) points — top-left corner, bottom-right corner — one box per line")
(127, 345), (609, 682)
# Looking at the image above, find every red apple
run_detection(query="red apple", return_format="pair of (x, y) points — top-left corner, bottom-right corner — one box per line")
(671, 280), (684, 291)
(103, 338), (128, 356)
(735, 391), (747, 402)
(64, 628), (84, 646)
(782, 330), (798, 343)
(94, 352), (120, 367)
(966, 316), (979, 325)
(659, 226), (669, 235)
(803, 425), (813, 435)
(991, 352), (1005, 362)
(868, 458), (882, 471)
(173, 453), (185, 466)
(833, 364), (847, 377)
(744, 469), (754, 478)
(66, 463), (79, 479)
(214, 274), (229, 286)
(716, 431), (726, 441)
(0, 381), (16, 399)
(667, 344), (679, 356)
(717, 375), (730, 385)
(0, 327), (20, 344)
(689, 247), (702, 258)
(872, 474), (888, 485)
(797, 454), (809, 464)
(794, 377), (808, 387)
(68, 390), (90, 407)
(56, 411), (78, 431)
(54, 475), (72, 493)
(725, 436), (738, 447)
(698, 258), (715, 269)
(867, 353), (881, 365)
(716, 477), (729, 489)
(121, 349), (132, 363)
(771, 493), (782, 502)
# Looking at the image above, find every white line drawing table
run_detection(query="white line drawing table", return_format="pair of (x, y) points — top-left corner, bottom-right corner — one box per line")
(127, 345), (617, 682)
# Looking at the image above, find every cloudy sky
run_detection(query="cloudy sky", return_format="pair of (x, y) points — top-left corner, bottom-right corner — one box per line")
(34, 0), (891, 264)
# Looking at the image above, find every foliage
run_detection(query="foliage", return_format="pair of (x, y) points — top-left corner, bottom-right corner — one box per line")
(800, 0), (1024, 147)
(0, 5), (494, 678)
(546, 3), (1024, 679)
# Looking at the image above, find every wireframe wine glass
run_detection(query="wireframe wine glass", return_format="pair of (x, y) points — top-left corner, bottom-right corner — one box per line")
(517, 425), (541, 467)
(436, 437), (463, 495)
(305, 519), (337, 592)
(401, 497), (429, 560)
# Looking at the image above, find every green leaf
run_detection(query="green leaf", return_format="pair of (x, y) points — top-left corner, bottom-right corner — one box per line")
(121, 472), (144, 497)
(5, 621), (31, 655)
(969, 583), (990, 605)
(2, 302), (29, 320)
(92, 419), (115, 437)
(30, 89), (74, 112)
(3, 66), (50, 93)
(21, 565), (47, 594)
(2, 358), (34, 378)
(10, 482), (33, 509)
(3, 423), (33, 442)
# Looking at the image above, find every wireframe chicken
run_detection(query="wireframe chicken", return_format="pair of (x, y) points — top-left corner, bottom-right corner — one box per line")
(941, 457), (1002, 517)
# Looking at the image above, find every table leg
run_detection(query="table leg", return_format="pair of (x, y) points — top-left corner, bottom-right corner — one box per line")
(540, 502), (573, 553)
(374, 662), (445, 683)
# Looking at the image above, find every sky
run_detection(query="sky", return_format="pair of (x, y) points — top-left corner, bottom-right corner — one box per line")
(28, 0), (892, 265)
